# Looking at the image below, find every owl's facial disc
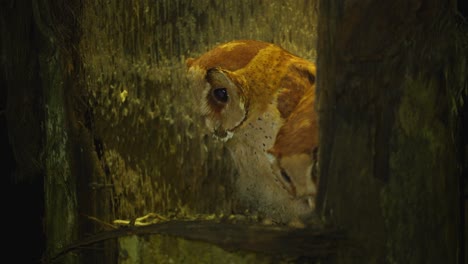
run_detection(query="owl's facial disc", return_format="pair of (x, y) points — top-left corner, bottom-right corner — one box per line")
(204, 68), (248, 139)
(275, 153), (317, 205)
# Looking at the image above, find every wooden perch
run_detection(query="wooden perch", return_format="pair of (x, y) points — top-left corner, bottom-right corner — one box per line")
(46, 219), (345, 263)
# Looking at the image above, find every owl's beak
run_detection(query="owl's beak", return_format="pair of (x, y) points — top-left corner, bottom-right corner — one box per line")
(214, 128), (228, 138)
(213, 128), (234, 142)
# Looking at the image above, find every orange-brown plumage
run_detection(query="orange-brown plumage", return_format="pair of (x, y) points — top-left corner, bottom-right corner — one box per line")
(187, 40), (319, 223)
(269, 84), (318, 158)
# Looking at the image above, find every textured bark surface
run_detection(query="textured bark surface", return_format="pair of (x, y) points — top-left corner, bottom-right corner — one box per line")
(317, 0), (465, 263)
(33, 1), (82, 263)
(2, 1), (79, 263)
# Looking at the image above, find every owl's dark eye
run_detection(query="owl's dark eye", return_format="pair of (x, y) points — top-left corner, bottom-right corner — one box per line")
(212, 88), (229, 103)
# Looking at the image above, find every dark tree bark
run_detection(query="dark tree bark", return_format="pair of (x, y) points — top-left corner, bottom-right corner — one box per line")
(2, 1), (85, 263)
(317, 0), (466, 263)
(32, 1), (83, 263)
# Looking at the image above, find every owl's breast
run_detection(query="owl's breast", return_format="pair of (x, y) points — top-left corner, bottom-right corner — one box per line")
(225, 103), (314, 222)
(227, 103), (282, 157)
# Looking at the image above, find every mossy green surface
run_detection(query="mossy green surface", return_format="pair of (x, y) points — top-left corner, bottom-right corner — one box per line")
(381, 75), (458, 264)
(119, 235), (275, 264)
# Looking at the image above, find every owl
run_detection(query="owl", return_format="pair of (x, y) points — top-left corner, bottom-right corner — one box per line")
(186, 40), (318, 223)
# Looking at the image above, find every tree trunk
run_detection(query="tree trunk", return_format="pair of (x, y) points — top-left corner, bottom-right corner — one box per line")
(317, 1), (466, 263)
(33, 1), (83, 263)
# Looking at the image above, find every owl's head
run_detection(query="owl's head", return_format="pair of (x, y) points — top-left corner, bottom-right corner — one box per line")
(186, 40), (270, 139)
(186, 40), (315, 140)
